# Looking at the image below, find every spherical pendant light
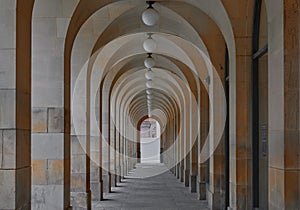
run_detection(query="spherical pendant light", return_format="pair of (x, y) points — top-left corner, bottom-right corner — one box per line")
(142, 2), (159, 26)
(145, 69), (155, 80)
(144, 54), (155, 68)
(146, 80), (155, 88)
(143, 35), (157, 52)
(146, 89), (152, 95)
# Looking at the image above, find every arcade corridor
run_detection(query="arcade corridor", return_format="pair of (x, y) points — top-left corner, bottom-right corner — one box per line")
(0, 0), (299, 210)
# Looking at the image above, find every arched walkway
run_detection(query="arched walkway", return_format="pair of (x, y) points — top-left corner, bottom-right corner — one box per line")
(0, 1), (299, 210)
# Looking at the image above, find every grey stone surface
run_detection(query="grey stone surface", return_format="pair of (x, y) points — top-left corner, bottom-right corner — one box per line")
(71, 135), (86, 155)
(32, 133), (64, 160)
(71, 154), (87, 173)
(32, 108), (47, 133)
(93, 164), (209, 210)
(2, 129), (16, 168)
(0, 89), (16, 129)
(0, 49), (15, 89)
(190, 175), (197, 193)
(90, 182), (100, 201)
(48, 107), (64, 133)
(0, 8), (15, 49)
(0, 129), (29, 169)
(71, 191), (91, 209)
(0, 169), (15, 209)
(32, 185), (64, 210)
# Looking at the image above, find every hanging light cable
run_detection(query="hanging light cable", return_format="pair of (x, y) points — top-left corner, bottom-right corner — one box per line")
(142, 1), (159, 26)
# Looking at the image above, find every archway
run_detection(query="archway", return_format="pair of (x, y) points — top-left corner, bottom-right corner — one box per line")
(140, 118), (161, 164)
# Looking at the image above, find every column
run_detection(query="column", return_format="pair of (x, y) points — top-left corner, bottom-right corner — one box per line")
(198, 83), (209, 200)
(0, 2), (33, 209)
(268, 1), (300, 209)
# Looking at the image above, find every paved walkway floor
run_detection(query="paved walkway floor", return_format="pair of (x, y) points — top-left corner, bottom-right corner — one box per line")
(92, 163), (209, 210)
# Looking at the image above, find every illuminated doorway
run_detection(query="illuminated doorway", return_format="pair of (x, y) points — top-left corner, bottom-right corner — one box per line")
(140, 119), (161, 163)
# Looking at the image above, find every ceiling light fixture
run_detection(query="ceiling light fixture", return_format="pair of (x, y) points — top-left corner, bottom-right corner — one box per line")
(146, 80), (154, 88)
(144, 53), (155, 68)
(143, 34), (157, 52)
(145, 69), (155, 80)
(142, 1), (159, 26)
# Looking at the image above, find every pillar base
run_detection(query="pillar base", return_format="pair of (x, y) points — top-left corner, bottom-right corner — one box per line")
(102, 173), (109, 193)
(171, 166), (176, 174)
(184, 169), (190, 187)
(111, 172), (117, 187)
(100, 179), (104, 201)
(70, 191), (91, 210)
(90, 182), (102, 201)
(197, 181), (206, 200)
(189, 175), (197, 193)
(108, 172), (112, 193)
(207, 189), (225, 210)
(118, 166), (122, 183)
(176, 163), (180, 179)
(180, 165), (184, 182)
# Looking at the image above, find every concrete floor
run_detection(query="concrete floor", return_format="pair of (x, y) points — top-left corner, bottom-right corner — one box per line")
(93, 163), (209, 210)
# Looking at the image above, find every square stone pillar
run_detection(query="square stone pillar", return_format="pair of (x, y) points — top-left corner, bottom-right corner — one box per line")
(268, 1), (300, 209)
(0, 1), (33, 209)
(198, 83), (209, 200)
(225, 1), (254, 208)
(190, 88), (199, 193)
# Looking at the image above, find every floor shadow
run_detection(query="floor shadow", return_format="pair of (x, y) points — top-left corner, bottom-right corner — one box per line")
(101, 198), (114, 201)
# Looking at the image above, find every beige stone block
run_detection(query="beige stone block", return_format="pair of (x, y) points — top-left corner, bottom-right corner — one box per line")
(32, 160), (47, 185)
(269, 167), (285, 209)
(269, 130), (284, 169)
(32, 108), (48, 133)
(71, 173), (87, 192)
(71, 154), (87, 173)
(47, 159), (64, 185)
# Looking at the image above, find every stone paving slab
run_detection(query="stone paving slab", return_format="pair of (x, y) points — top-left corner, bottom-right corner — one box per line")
(92, 164), (209, 210)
